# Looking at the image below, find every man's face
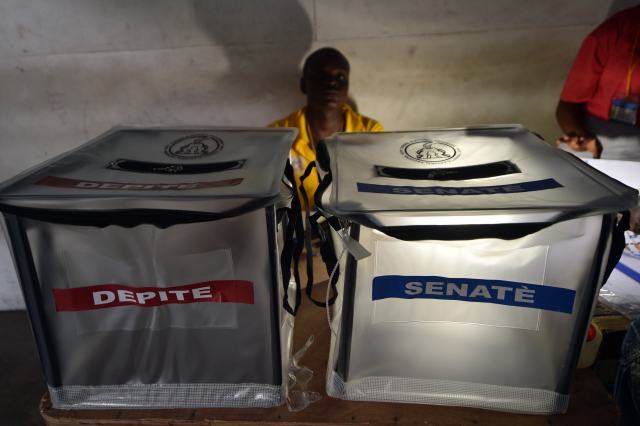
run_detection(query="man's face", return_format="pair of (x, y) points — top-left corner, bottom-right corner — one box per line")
(302, 58), (349, 108)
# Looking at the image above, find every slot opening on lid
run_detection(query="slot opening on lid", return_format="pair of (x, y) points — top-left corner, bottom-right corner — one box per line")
(106, 159), (246, 175)
(375, 161), (521, 181)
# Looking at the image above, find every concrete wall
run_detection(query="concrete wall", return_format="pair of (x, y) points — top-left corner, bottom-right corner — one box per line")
(0, 0), (636, 309)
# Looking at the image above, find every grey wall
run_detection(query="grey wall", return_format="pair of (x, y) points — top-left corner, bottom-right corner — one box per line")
(0, 0), (634, 309)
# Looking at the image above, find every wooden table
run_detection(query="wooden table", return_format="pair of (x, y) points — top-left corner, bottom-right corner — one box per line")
(41, 263), (619, 426)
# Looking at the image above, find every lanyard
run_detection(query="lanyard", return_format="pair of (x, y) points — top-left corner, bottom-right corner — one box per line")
(625, 26), (640, 96)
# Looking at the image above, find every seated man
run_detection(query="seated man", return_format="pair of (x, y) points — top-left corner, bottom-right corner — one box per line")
(270, 47), (383, 210)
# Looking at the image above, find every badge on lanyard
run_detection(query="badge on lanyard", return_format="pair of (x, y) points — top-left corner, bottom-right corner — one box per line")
(610, 96), (639, 125)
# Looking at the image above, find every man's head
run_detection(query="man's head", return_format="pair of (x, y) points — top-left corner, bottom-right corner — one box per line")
(300, 47), (350, 109)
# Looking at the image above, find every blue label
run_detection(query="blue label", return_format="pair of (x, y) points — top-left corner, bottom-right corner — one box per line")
(616, 262), (640, 284)
(357, 178), (562, 196)
(372, 275), (576, 314)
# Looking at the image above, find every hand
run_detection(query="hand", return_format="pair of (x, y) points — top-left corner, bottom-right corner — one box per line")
(630, 207), (640, 234)
(555, 134), (602, 158)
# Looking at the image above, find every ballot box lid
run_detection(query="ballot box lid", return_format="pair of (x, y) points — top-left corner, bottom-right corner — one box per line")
(0, 126), (298, 219)
(316, 125), (638, 229)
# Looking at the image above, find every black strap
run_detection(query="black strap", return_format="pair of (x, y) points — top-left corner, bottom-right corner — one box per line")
(603, 211), (630, 284)
(299, 162), (318, 305)
(279, 162), (304, 315)
(0, 195), (277, 228)
(307, 213), (340, 307)
(298, 162), (340, 307)
(298, 161), (318, 211)
(314, 167), (333, 211)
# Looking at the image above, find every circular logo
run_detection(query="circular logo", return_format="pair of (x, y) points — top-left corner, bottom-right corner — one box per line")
(400, 139), (460, 163)
(165, 134), (223, 160)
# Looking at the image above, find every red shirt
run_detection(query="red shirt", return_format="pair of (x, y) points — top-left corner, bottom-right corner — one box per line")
(560, 6), (640, 123)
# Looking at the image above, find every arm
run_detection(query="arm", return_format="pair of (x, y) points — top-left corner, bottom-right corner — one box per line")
(555, 101), (602, 158)
(556, 101), (591, 137)
(556, 17), (613, 158)
(631, 207), (640, 234)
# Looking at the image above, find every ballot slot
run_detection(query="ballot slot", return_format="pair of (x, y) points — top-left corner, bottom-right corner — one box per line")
(374, 160), (521, 181)
(106, 158), (246, 175)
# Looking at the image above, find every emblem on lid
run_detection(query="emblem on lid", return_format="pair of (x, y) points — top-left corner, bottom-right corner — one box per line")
(401, 139), (460, 163)
(165, 134), (223, 160)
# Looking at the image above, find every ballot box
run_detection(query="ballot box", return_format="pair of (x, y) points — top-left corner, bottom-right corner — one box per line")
(0, 127), (300, 409)
(314, 125), (638, 414)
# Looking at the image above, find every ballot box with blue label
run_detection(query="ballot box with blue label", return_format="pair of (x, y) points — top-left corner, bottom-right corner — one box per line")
(0, 127), (300, 409)
(314, 125), (638, 414)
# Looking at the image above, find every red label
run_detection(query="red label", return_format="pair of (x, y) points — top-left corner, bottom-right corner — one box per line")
(52, 280), (254, 312)
(36, 176), (243, 191)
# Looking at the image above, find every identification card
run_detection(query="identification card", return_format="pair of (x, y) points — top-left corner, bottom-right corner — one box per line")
(610, 96), (639, 125)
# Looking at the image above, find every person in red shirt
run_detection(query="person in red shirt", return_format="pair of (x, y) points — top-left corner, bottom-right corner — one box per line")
(557, 8), (640, 426)
(556, 6), (640, 161)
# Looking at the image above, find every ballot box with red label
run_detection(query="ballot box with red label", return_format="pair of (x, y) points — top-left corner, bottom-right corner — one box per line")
(0, 127), (299, 409)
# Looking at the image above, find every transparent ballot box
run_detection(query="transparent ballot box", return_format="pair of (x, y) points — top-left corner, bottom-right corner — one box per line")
(0, 127), (300, 409)
(315, 125), (638, 414)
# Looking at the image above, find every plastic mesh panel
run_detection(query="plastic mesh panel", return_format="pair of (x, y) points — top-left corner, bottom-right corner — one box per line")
(49, 383), (282, 409)
(327, 371), (569, 414)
